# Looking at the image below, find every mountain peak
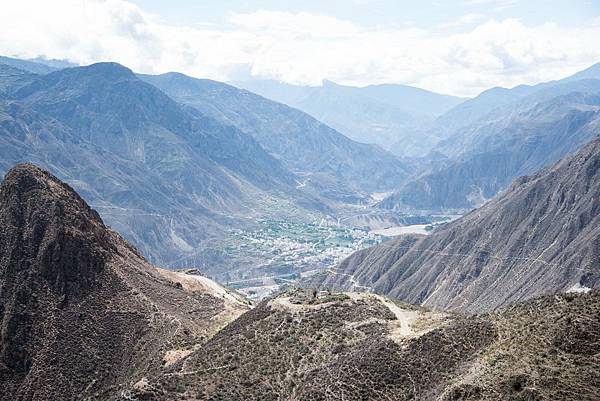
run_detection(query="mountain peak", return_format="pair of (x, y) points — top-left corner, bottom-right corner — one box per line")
(0, 163), (249, 398)
(37, 61), (136, 84)
(81, 61), (134, 76)
(0, 163), (113, 299)
(2, 163), (103, 224)
(321, 79), (342, 88)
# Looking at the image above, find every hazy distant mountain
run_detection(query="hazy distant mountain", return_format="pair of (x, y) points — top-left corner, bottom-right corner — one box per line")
(0, 55), (60, 74)
(315, 137), (600, 313)
(437, 62), (600, 131)
(0, 164), (248, 399)
(233, 78), (465, 156)
(0, 61), (327, 269)
(27, 56), (78, 70)
(141, 72), (414, 196)
(381, 66), (600, 211)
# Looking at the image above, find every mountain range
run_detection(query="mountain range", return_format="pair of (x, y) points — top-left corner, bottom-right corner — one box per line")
(3, 54), (600, 295)
(235, 64), (600, 215)
(140, 72), (413, 197)
(0, 51), (598, 397)
(0, 57), (420, 281)
(0, 61), (318, 270)
(1, 163), (598, 400)
(380, 62), (600, 211)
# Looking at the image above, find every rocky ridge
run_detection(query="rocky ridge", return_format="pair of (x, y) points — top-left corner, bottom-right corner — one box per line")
(0, 164), (249, 400)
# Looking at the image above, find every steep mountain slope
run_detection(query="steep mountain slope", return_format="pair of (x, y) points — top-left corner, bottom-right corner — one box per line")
(127, 289), (600, 401)
(0, 97), (246, 268)
(383, 85), (600, 210)
(13, 63), (297, 193)
(140, 72), (413, 195)
(316, 137), (600, 313)
(0, 62), (326, 268)
(0, 164), (249, 400)
(233, 78), (464, 156)
(437, 80), (600, 159)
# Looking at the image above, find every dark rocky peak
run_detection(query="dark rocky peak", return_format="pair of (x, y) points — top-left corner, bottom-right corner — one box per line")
(0, 164), (249, 399)
(0, 163), (114, 299)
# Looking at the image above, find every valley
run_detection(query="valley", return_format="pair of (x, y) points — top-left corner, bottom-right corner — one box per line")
(209, 214), (455, 300)
(221, 219), (383, 299)
(2, 2), (600, 400)
(2, 159), (598, 401)
(1, 54), (598, 307)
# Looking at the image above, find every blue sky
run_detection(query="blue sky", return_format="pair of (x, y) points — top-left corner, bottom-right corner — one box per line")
(1, 0), (600, 96)
(134, 0), (599, 30)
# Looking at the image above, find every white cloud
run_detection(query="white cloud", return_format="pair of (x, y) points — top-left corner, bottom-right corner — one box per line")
(229, 10), (359, 38)
(0, 0), (599, 96)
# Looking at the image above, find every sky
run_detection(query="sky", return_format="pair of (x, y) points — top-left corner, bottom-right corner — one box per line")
(1, 0), (600, 96)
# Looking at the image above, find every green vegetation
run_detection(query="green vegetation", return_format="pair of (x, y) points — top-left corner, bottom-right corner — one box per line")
(221, 219), (384, 299)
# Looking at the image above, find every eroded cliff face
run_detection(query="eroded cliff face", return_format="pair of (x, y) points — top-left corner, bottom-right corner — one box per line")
(0, 164), (249, 400)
